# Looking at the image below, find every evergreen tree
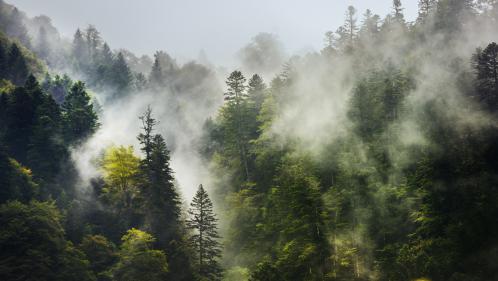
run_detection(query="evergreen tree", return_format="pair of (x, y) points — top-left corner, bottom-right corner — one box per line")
(223, 70), (251, 181)
(72, 28), (87, 64)
(186, 184), (223, 280)
(473, 42), (498, 110)
(85, 25), (102, 62)
(110, 52), (132, 95)
(247, 74), (267, 111)
(137, 108), (195, 281)
(335, 6), (358, 52)
(148, 52), (164, 90)
(137, 106), (157, 164)
(62, 81), (98, 144)
(0, 201), (95, 281)
(100, 42), (114, 65)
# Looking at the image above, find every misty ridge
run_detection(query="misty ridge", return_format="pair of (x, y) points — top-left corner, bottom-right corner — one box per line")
(0, 0), (498, 281)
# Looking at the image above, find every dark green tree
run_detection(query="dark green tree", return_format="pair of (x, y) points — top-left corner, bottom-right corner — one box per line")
(186, 184), (223, 281)
(473, 42), (498, 110)
(0, 201), (95, 281)
(62, 81), (98, 144)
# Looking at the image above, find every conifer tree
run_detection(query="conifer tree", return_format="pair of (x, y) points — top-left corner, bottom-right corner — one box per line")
(149, 52), (164, 90)
(62, 81), (98, 144)
(110, 52), (132, 95)
(473, 42), (498, 110)
(72, 28), (87, 67)
(223, 70), (251, 181)
(186, 184), (223, 280)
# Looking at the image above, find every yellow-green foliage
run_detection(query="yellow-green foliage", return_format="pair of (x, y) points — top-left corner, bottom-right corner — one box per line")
(0, 79), (15, 93)
(100, 145), (140, 209)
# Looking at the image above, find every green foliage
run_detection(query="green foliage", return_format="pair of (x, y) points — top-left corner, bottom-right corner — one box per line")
(100, 145), (140, 212)
(62, 81), (99, 144)
(0, 201), (95, 281)
(187, 184), (223, 280)
(80, 235), (117, 280)
(111, 228), (169, 281)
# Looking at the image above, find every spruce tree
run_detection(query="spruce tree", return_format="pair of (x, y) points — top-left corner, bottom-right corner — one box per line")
(136, 107), (195, 281)
(186, 184), (223, 280)
(62, 81), (98, 144)
(223, 70), (251, 181)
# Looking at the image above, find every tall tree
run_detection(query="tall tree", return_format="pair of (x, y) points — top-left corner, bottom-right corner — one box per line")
(473, 42), (498, 110)
(222, 70), (251, 181)
(137, 108), (194, 281)
(186, 184), (223, 280)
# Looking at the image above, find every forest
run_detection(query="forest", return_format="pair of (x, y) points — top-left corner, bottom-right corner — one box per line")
(0, 0), (498, 280)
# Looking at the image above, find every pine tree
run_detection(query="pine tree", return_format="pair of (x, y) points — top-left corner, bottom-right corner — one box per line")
(186, 184), (223, 280)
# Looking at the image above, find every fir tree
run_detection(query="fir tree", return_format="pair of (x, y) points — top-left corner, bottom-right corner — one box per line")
(186, 184), (223, 281)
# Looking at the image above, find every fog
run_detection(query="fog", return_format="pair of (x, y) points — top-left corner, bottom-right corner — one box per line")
(9, 0), (417, 66)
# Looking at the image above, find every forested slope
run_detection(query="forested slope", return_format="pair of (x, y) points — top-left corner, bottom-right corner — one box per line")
(0, 1), (498, 281)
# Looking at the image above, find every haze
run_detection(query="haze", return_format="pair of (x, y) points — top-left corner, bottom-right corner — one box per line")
(9, 0), (417, 66)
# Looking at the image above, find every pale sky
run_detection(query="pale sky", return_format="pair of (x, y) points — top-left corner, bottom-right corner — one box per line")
(8, 0), (418, 65)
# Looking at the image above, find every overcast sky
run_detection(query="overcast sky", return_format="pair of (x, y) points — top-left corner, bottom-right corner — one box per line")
(8, 0), (418, 65)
